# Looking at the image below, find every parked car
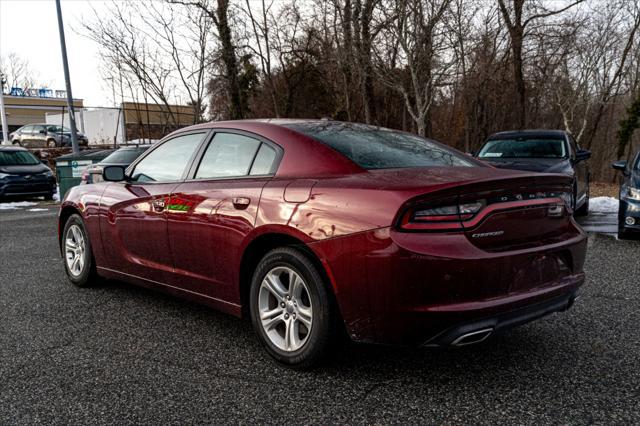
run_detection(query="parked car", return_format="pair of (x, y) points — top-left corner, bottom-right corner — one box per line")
(0, 146), (57, 200)
(475, 130), (591, 216)
(612, 151), (640, 239)
(59, 120), (586, 368)
(10, 124), (89, 148)
(81, 145), (151, 184)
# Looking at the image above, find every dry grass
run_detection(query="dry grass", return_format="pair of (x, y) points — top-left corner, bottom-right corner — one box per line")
(591, 181), (618, 198)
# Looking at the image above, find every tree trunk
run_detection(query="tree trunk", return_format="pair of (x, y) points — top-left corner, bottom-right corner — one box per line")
(216, 0), (244, 119)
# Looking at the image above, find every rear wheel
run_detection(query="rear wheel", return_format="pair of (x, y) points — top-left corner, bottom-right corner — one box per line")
(249, 247), (336, 369)
(47, 139), (57, 148)
(62, 214), (98, 287)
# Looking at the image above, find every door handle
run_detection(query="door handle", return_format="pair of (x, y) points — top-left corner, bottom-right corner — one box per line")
(152, 198), (166, 212)
(232, 197), (251, 209)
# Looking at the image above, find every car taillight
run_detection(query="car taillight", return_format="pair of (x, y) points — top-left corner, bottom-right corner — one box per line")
(398, 190), (571, 232)
(400, 200), (485, 231)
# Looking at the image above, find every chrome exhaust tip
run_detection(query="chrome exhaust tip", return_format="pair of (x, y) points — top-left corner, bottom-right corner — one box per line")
(451, 328), (493, 346)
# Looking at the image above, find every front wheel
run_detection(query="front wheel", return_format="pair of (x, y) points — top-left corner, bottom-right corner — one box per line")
(249, 247), (337, 369)
(47, 139), (57, 148)
(62, 214), (98, 287)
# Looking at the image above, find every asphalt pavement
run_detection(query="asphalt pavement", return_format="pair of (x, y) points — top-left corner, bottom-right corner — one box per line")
(1, 204), (639, 424)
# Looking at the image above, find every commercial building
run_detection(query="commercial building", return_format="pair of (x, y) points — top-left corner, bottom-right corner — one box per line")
(1, 91), (84, 134)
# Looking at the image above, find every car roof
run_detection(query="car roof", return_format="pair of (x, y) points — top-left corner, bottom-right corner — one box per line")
(0, 145), (29, 152)
(487, 129), (568, 140)
(163, 119), (372, 177)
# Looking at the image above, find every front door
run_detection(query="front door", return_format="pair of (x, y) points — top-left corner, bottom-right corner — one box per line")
(99, 132), (207, 283)
(166, 132), (280, 302)
(569, 135), (588, 205)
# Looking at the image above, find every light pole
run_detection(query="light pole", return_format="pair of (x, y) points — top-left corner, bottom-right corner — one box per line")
(0, 72), (8, 145)
(55, 0), (80, 153)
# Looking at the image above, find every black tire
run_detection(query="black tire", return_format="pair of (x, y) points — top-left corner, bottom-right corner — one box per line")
(249, 247), (337, 369)
(61, 214), (98, 287)
(44, 192), (54, 201)
(12, 140), (21, 146)
(618, 226), (637, 240)
(47, 139), (57, 148)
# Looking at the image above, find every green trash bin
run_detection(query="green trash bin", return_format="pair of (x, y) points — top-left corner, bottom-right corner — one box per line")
(55, 149), (114, 198)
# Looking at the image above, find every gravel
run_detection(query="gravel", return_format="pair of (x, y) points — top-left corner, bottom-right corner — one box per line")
(1, 208), (639, 424)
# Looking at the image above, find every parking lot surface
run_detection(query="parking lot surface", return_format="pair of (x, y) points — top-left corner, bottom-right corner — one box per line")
(1, 205), (639, 424)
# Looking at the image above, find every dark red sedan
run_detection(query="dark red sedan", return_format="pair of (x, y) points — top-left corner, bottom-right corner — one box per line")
(59, 120), (586, 368)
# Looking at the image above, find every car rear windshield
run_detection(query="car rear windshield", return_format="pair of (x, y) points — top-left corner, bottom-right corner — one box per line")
(101, 148), (148, 164)
(478, 138), (566, 159)
(284, 122), (474, 169)
(0, 151), (40, 166)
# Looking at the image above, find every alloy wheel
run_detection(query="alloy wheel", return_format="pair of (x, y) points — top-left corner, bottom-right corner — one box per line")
(65, 224), (86, 277)
(258, 266), (313, 352)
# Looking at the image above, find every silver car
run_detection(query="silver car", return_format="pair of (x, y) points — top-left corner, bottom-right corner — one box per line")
(10, 124), (89, 148)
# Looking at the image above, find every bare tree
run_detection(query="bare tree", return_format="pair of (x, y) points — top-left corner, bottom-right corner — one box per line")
(375, 0), (453, 136)
(0, 53), (45, 92)
(497, 0), (584, 129)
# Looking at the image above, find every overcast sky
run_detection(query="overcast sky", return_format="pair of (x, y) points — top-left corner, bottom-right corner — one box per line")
(0, 0), (111, 106)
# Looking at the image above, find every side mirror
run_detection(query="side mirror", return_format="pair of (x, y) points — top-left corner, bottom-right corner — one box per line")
(575, 149), (591, 162)
(102, 165), (126, 182)
(612, 160), (627, 172)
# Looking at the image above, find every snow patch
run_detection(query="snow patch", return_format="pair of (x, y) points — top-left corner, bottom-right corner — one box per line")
(28, 208), (49, 212)
(0, 201), (38, 210)
(590, 196), (618, 214)
(53, 186), (60, 202)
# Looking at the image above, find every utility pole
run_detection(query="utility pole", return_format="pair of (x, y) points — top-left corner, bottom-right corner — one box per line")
(0, 72), (8, 145)
(55, 0), (80, 154)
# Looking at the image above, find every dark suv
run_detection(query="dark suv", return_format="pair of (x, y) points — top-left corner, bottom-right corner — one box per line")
(612, 151), (640, 239)
(10, 124), (89, 148)
(475, 130), (591, 216)
(0, 146), (57, 199)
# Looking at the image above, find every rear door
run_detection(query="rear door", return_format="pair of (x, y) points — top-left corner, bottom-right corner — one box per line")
(166, 131), (280, 301)
(99, 131), (207, 283)
(19, 126), (34, 146)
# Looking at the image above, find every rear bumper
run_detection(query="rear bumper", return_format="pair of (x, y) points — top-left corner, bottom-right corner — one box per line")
(310, 223), (587, 346)
(423, 284), (580, 346)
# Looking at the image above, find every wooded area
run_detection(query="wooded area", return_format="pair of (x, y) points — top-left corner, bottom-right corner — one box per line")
(82, 0), (640, 181)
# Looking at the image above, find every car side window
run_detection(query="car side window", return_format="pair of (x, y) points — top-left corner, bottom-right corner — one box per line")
(250, 143), (277, 175)
(131, 133), (204, 182)
(195, 133), (263, 179)
(21, 125), (33, 134)
(33, 125), (46, 134)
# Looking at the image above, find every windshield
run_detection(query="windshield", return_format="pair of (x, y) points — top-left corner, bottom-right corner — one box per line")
(101, 148), (148, 164)
(46, 125), (71, 133)
(0, 151), (41, 166)
(284, 122), (475, 169)
(478, 138), (566, 159)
